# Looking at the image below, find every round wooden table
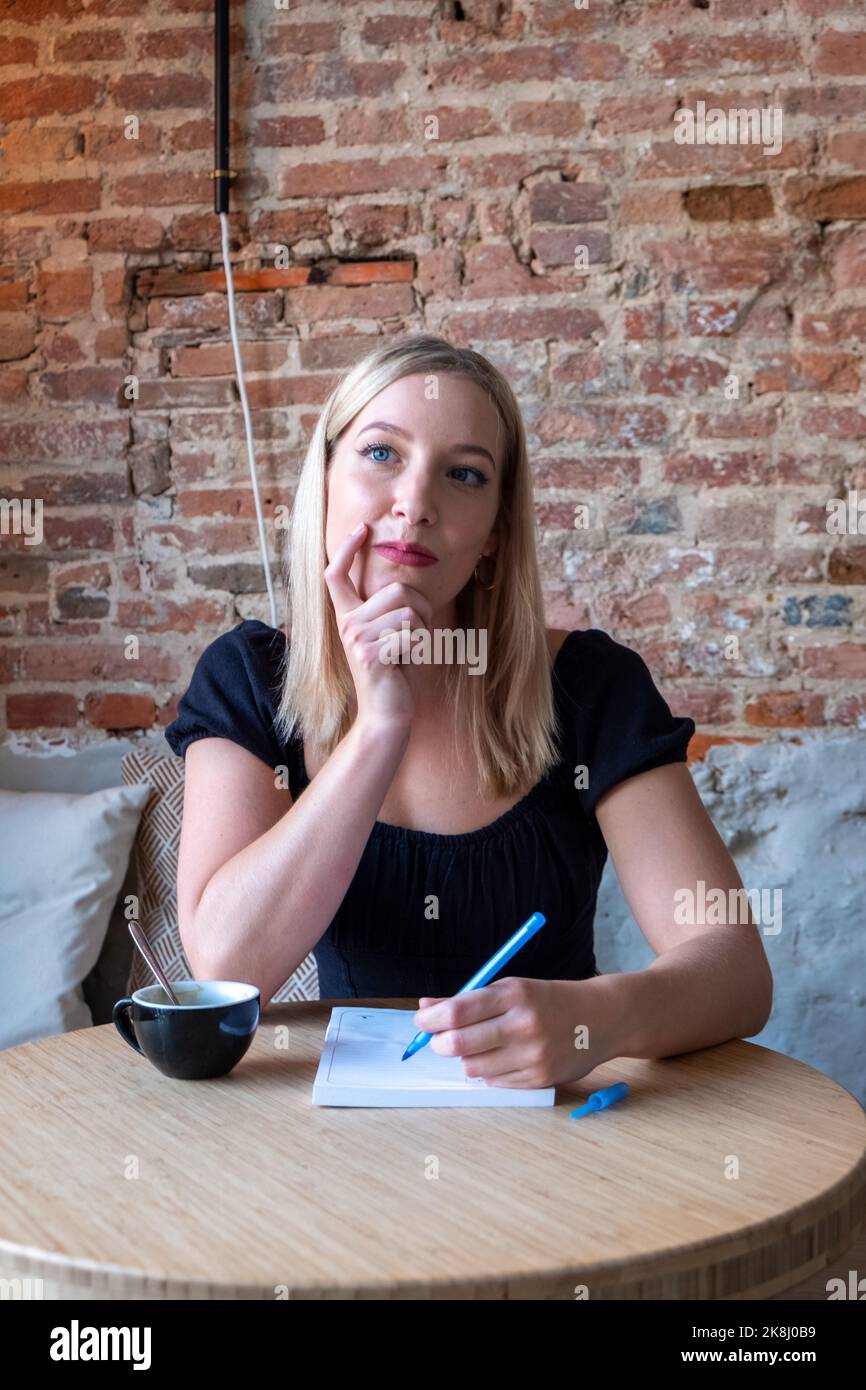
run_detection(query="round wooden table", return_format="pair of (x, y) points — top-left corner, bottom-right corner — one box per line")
(1, 999), (864, 1299)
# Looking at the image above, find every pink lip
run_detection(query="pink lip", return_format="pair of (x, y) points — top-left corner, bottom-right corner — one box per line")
(373, 543), (438, 567)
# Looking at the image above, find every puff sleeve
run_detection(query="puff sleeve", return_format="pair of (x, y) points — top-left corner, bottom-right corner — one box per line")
(557, 629), (695, 820)
(163, 619), (286, 771)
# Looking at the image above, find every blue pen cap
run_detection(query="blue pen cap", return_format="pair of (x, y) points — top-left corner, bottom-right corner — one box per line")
(569, 1081), (630, 1119)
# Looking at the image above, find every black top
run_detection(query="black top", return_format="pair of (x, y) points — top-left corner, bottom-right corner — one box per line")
(164, 620), (694, 999)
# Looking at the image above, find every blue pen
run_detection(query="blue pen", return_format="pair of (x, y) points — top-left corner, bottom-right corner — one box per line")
(401, 911), (546, 1061)
(570, 1082), (630, 1118)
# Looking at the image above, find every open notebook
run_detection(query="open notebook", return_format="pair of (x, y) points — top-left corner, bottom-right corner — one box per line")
(312, 1007), (556, 1107)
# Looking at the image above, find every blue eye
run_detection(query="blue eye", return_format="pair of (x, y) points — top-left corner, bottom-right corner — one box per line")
(358, 442), (488, 487)
(360, 442), (394, 464)
(449, 466), (486, 486)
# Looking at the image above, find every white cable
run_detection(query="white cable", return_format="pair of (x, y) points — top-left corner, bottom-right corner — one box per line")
(218, 211), (279, 630)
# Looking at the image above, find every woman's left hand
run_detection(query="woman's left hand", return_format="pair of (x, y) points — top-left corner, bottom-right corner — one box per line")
(413, 975), (623, 1089)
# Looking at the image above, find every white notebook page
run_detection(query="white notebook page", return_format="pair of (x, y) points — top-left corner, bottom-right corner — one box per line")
(312, 1007), (556, 1107)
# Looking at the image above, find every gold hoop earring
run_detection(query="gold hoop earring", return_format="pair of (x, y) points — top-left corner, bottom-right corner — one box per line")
(474, 554), (497, 591)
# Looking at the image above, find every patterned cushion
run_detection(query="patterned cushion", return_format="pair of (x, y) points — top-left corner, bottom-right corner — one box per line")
(120, 747), (319, 1003)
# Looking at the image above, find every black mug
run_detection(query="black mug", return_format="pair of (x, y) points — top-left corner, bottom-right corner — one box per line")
(113, 980), (260, 1080)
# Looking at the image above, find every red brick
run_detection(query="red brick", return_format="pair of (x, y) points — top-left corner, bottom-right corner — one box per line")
(0, 0), (81, 18)
(744, 693), (825, 727)
(698, 501), (776, 542)
(827, 131), (866, 169)
(595, 590), (672, 628)
(446, 304), (603, 346)
(113, 172), (212, 209)
(0, 75), (101, 121)
(753, 352), (860, 393)
(0, 316), (36, 361)
(116, 597), (227, 634)
(0, 418), (128, 460)
(594, 95), (677, 136)
(281, 156), (444, 198)
(54, 30), (126, 61)
(829, 229), (866, 289)
(801, 643), (866, 678)
(148, 291), (282, 332)
(361, 15), (430, 45)
(529, 182), (608, 223)
(241, 375), (333, 405)
(0, 181), (100, 216)
(256, 115), (327, 147)
(538, 456), (642, 493)
(83, 692), (156, 731)
(135, 379), (236, 410)
(683, 185), (775, 220)
(22, 644), (180, 683)
(248, 210), (330, 250)
(694, 408), (780, 439)
(665, 450), (821, 487)
(101, 268), (132, 312)
(40, 368), (124, 404)
(639, 143), (804, 179)
(645, 233), (794, 291)
(95, 327), (131, 358)
(625, 305), (678, 344)
(0, 645), (19, 683)
(13, 472), (127, 505)
(0, 36), (38, 63)
(639, 355), (728, 395)
(798, 308), (866, 342)
(798, 406), (866, 439)
(284, 283), (413, 325)
(670, 687), (735, 725)
(687, 733), (763, 761)
(0, 280), (29, 310)
(254, 22), (334, 57)
(6, 693), (79, 729)
(88, 217), (165, 254)
(83, 122), (162, 166)
(536, 404), (666, 450)
(815, 31), (866, 75)
(110, 73), (210, 111)
(34, 268), (93, 321)
(619, 189), (683, 224)
(530, 228), (611, 268)
(647, 34), (801, 76)
(510, 101), (585, 137)
(828, 549), (866, 584)
(174, 487), (294, 520)
(171, 341), (290, 377)
(0, 367), (28, 402)
(785, 177), (866, 219)
(260, 57), (405, 105)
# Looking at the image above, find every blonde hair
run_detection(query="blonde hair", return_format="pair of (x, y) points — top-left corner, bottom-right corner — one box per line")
(273, 333), (563, 801)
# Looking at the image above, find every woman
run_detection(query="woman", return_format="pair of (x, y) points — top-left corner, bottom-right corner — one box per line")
(165, 334), (773, 1089)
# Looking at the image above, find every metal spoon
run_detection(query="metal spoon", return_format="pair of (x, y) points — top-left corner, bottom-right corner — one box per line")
(127, 921), (181, 1005)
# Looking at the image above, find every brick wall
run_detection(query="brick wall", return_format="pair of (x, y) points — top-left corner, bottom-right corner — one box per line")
(1, 0), (864, 756)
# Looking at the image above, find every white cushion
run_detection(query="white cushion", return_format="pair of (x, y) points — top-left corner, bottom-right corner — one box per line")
(0, 783), (151, 1051)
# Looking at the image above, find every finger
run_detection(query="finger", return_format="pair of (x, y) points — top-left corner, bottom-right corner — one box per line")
(414, 983), (510, 1032)
(323, 523), (367, 615)
(476, 1068), (542, 1089)
(347, 584), (432, 635)
(364, 584), (433, 632)
(429, 1013), (512, 1059)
